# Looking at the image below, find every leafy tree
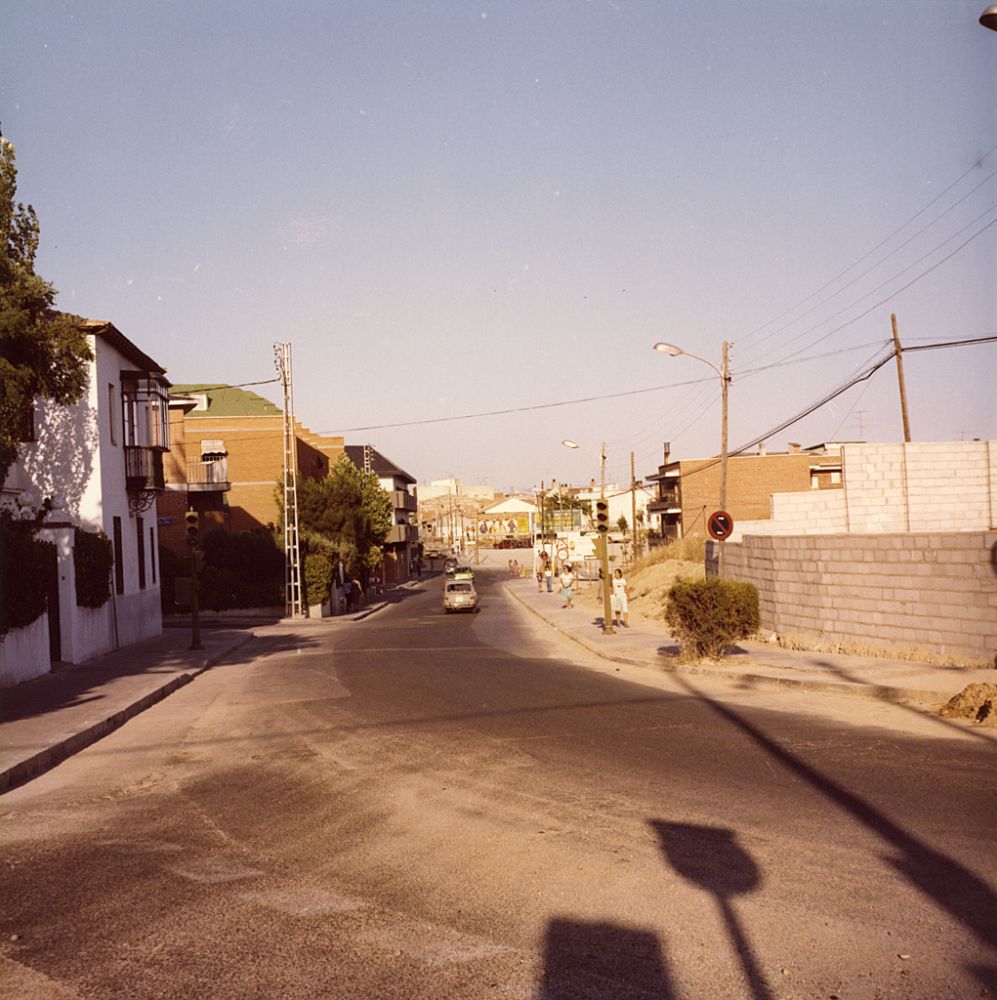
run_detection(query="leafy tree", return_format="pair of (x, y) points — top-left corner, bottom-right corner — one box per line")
(287, 453), (393, 576)
(617, 514), (629, 534)
(0, 136), (92, 485)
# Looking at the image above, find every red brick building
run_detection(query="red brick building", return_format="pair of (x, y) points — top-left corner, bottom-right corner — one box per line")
(157, 384), (344, 556)
(645, 442), (844, 541)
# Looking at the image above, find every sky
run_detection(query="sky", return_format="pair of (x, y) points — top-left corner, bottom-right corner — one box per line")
(4, 0), (995, 492)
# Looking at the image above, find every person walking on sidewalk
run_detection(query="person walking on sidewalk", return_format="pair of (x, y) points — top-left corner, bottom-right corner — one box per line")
(559, 565), (575, 608)
(611, 568), (630, 627)
(544, 564), (554, 593)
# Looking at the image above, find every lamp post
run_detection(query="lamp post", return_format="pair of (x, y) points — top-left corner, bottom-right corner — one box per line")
(654, 341), (731, 574)
(653, 342), (730, 513)
(562, 439), (614, 634)
(981, 4), (997, 30)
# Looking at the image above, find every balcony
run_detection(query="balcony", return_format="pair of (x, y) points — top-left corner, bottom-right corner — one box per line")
(125, 446), (165, 492)
(385, 523), (419, 545)
(392, 489), (418, 512)
(184, 457), (231, 492)
(647, 492), (680, 514)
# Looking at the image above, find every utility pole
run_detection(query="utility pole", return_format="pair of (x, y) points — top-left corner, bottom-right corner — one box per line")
(630, 451), (638, 566)
(274, 342), (304, 618)
(720, 341), (730, 514)
(891, 314), (912, 443)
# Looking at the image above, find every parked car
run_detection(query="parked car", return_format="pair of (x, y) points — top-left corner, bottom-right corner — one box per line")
(443, 580), (478, 613)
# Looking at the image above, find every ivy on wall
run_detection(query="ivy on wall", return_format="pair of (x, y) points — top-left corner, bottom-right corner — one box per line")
(0, 510), (53, 636)
(74, 527), (113, 609)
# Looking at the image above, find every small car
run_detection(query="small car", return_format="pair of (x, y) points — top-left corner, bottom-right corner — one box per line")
(452, 566), (474, 581)
(444, 557), (459, 577)
(443, 581), (478, 613)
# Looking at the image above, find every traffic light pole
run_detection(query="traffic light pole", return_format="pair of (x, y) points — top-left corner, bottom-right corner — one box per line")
(599, 533), (615, 635)
(185, 508), (203, 651)
(189, 544), (202, 651)
(595, 494), (615, 635)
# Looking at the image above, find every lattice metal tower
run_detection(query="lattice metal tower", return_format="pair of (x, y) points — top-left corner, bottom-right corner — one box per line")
(274, 342), (304, 618)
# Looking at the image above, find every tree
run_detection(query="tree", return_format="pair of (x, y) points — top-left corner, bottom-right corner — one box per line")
(0, 136), (92, 486)
(290, 453), (393, 576)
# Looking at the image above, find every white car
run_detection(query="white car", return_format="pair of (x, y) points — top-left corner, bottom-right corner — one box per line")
(443, 581), (478, 613)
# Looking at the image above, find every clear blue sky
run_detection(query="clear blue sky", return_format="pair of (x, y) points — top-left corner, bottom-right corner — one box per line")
(4, 1), (995, 490)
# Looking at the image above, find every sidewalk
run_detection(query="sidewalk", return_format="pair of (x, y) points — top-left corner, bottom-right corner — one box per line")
(505, 577), (997, 711)
(0, 579), (427, 795)
(0, 627), (254, 794)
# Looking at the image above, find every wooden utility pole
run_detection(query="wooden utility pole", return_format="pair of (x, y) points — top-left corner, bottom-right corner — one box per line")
(891, 314), (912, 442)
(630, 451), (638, 566)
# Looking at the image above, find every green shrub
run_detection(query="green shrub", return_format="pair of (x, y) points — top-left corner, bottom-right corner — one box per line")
(0, 511), (53, 636)
(664, 576), (760, 661)
(74, 527), (113, 608)
(199, 528), (284, 609)
(304, 552), (333, 607)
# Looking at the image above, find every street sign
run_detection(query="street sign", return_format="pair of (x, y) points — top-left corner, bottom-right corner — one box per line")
(707, 510), (734, 541)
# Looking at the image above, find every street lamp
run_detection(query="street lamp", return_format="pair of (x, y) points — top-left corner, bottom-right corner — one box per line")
(561, 439), (607, 495)
(562, 438), (614, 633)
(652, 340), (731, 515)
(981, 5), (997, 30)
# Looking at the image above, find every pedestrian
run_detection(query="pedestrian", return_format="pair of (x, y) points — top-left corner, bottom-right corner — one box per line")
(536, 567), (544, 592)
(351, 577), (364, 610)
(512, 558), (519, 578)
(508, 559), (515, 577)
(559, 564), (575, 608)
(343, 577), (353, 612)
(611, 567), (630, 627)
(544, 564), (553, 593)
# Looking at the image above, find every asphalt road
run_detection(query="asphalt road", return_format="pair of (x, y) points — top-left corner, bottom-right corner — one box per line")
(2, 569), (994, 1000)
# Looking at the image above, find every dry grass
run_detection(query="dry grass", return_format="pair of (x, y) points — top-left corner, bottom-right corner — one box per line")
(773, 632), (992, 669)
(577, 549), (705, 625)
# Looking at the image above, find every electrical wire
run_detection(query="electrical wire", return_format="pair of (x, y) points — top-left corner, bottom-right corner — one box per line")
(737, 142), (997, 350)
(739, 169), (997, 358)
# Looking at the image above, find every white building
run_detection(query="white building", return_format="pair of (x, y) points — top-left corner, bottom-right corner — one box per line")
(1, 321), (170, 685)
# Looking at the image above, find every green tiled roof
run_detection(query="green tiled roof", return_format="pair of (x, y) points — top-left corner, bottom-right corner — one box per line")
(170, 384), (282, 417)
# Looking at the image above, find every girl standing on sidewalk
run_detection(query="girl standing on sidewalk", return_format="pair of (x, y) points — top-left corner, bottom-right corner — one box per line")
(611, 568), (630, 627)
(559, 565), (575, 608)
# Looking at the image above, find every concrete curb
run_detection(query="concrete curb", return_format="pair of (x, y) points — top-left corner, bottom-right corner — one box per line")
(505, 585), (946, 709)
(0, 632), (256, 795)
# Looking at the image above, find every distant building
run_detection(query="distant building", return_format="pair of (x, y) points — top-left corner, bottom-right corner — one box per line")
(416, 479), (495, 551)
(157, 384), (343, 554)
(645, 442), (845, 541)
(344, 445), (418, 585)
(1, 321), (170, 684)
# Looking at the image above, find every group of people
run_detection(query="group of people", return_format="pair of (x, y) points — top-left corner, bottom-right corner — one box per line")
(532, 555), (630, 627)
(507, 559), (521, 578)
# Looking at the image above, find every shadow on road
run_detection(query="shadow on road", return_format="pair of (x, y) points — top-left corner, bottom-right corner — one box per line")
(672, 673), (997, 991)
(650, 820), (773, 1000)
(537, 917), (676, 999)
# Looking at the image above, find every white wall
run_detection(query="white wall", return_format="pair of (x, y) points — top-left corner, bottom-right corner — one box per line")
(0, 615), (50, 686)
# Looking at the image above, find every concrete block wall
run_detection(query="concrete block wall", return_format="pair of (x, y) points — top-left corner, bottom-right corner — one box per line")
(732, 490), (846, 540)
(843, 441), (994, 533)
(724, 531), (997, 662)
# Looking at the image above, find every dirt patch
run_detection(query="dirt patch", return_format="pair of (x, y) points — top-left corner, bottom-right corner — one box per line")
(576, 559), (703, 625)
(939, 683), (997, 727)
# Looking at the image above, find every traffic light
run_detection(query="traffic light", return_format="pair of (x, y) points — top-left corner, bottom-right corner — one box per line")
(184, 509), (199, 547)
(595, 498), (610, 534)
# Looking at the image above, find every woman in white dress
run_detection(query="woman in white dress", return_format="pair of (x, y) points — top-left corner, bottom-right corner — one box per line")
(611, 568), (630, 627)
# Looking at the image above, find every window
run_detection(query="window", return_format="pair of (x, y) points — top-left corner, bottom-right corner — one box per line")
(112, 517), (124, 594)
(108, 384), (117, 445)
(136, 516), (146, 589)
(150, 527), (156, 584)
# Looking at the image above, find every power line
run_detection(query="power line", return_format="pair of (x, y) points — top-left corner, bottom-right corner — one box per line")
(739, 170), (997, 360)
(737, 142), (997, 350)
(746, 211), (997, 369)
